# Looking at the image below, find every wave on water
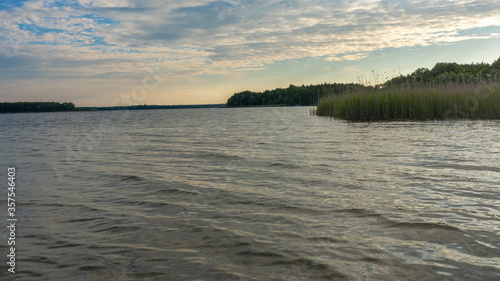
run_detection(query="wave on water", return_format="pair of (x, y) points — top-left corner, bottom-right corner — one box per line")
(2, 108), (499, 280)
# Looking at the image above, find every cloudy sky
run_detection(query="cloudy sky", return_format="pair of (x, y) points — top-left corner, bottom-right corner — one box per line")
(1, 0), (499, 106)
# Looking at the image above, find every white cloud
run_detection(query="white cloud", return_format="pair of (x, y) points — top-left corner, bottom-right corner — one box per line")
(4, 1), (500, 65)
(79, 0), (135, 8)
(326, 53), (370, 61)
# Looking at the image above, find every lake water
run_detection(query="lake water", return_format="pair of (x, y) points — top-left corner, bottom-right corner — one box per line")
(0, 107), (499, 280)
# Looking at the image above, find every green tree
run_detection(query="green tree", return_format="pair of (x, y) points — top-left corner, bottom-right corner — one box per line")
(492, 56), (500, 70)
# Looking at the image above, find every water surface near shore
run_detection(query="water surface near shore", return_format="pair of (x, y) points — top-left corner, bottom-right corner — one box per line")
(0, 107), (499, 280)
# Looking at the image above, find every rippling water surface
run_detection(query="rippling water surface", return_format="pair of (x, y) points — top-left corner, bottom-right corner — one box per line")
(1, 107), (499, 280)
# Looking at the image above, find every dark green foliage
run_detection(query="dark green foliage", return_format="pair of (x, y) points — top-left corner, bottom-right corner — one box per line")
(384, 56), (500, 87)
(226, 83), (370, 106)
(0, 102), (76, 113)
(492, 57), (500, 71)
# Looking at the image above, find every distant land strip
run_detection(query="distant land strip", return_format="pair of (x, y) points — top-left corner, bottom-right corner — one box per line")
(0, 102), (227, 114)
(0, 102), (78, 113)
(85, 104), (227, 111)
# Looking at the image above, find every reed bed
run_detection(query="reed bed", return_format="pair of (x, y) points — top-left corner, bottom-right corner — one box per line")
(315, 83), (500, 121)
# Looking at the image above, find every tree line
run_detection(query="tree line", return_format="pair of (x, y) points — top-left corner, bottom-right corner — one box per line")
(226, 83), (371, 106)
(0, 102), (78, 113)
(226, 56), (500, 107)
(383, 56), (500, 86)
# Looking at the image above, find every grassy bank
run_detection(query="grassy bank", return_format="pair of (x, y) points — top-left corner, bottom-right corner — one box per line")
(314, 83), (500, 121)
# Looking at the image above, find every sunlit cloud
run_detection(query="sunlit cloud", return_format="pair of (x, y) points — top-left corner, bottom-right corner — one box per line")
(326, 53), (370, 62)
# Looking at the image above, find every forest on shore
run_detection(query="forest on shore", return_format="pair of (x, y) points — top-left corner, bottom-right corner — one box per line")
(226, 57), (500, 107)
(226, 83), (368, 107)
(0, 102), (79, 113)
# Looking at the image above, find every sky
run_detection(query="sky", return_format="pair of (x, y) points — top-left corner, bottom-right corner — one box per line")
(0, 0), (499, 107)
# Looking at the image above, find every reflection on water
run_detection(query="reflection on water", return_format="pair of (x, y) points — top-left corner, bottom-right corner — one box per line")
(0, 107), (499, 280)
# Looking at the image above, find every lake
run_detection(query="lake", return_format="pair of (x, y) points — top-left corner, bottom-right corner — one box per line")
(0, 107), (499, 280)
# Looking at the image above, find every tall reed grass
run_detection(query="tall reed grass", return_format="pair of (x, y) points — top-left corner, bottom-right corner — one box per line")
(314, 83), (500, 121)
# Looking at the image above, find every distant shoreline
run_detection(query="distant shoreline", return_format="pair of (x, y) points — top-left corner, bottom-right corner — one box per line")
(83, 104), (227, 111)
(0, 101), (80, 114)
(0, 103), (228, 114)
(0, 103), (313, 114)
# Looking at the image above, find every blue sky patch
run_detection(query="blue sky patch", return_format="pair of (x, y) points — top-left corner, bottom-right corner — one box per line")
(18, 23), (65, 35)
(81, 14), (119, 25)
(89, 36), (113, 46)
(0, 0), (30, 10)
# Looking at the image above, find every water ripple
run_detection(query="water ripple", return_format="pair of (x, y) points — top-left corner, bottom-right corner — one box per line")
(1, 108), (499, 280)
